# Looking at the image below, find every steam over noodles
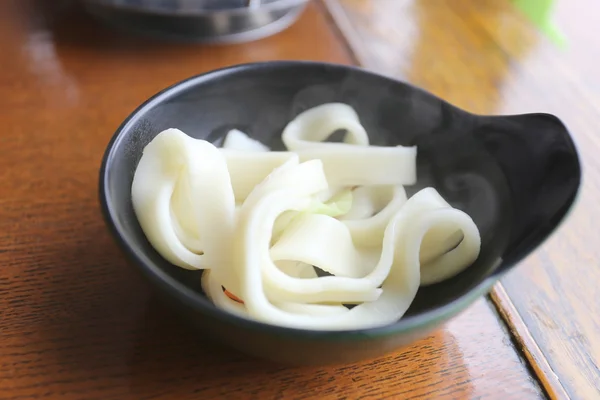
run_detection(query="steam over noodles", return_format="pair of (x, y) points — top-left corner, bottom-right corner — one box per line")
(131, 103), (481, 330)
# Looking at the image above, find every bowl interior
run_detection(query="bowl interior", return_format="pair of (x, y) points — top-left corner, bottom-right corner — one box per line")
(101, 61), (580, 329)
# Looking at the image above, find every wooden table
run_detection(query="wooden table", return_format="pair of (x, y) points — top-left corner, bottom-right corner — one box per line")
(0, 1), (597, 399)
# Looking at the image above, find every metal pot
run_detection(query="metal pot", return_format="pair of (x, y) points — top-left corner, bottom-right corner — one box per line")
(82, 0), (310, 44)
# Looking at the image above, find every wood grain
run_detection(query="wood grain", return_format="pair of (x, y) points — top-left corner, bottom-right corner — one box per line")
(0, 0), (544, 398)
(491, 286), (569, 400)
(323, 0), (600, 398)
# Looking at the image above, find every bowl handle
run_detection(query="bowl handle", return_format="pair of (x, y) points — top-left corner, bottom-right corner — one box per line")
(475, 113), (581, 277)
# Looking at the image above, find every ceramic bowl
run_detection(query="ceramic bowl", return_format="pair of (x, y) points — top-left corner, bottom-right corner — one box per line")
(99, 61), (581, 365)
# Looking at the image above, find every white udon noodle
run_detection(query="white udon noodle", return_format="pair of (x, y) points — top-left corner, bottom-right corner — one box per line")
(131, 103), (481, 330)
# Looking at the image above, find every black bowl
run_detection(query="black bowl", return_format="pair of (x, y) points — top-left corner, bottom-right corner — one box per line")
(99, 61), (581, 365)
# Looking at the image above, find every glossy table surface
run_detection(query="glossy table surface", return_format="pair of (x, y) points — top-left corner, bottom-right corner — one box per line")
(0, 0), (597, 399)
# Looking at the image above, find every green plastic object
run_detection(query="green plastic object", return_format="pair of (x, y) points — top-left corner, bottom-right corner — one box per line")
(511, 0), (566, 47)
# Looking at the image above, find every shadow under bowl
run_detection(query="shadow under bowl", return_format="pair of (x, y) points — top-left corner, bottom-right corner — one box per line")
(99, 61), (581, 365)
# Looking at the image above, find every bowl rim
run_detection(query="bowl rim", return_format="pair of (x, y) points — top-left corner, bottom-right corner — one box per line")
(98, 60), (571, 341)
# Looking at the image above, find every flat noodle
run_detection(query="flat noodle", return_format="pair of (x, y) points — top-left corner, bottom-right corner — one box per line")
(223, 129), (270, 152)
(297, 147), (417, 186)
(419, 223), (479, 285)
(235, 161), (383, 306)
(339, 186), (392, 220)
(131, 129), (244, 295)
(223, 148), (415, 194)
(281, 103), (370, 150)
(275, 302), (350, 316)
(220, 103), (416, 202)
(283, 103), (418, 186)
(131, 103), (482, 331)
(222, 151), (296, 203)
(271, 214), (378, 279)
(236, 183), (479, 329)
(342, 185), (408, 247)
(131, 129), (235, 271)
(275, 260), (318, 279)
